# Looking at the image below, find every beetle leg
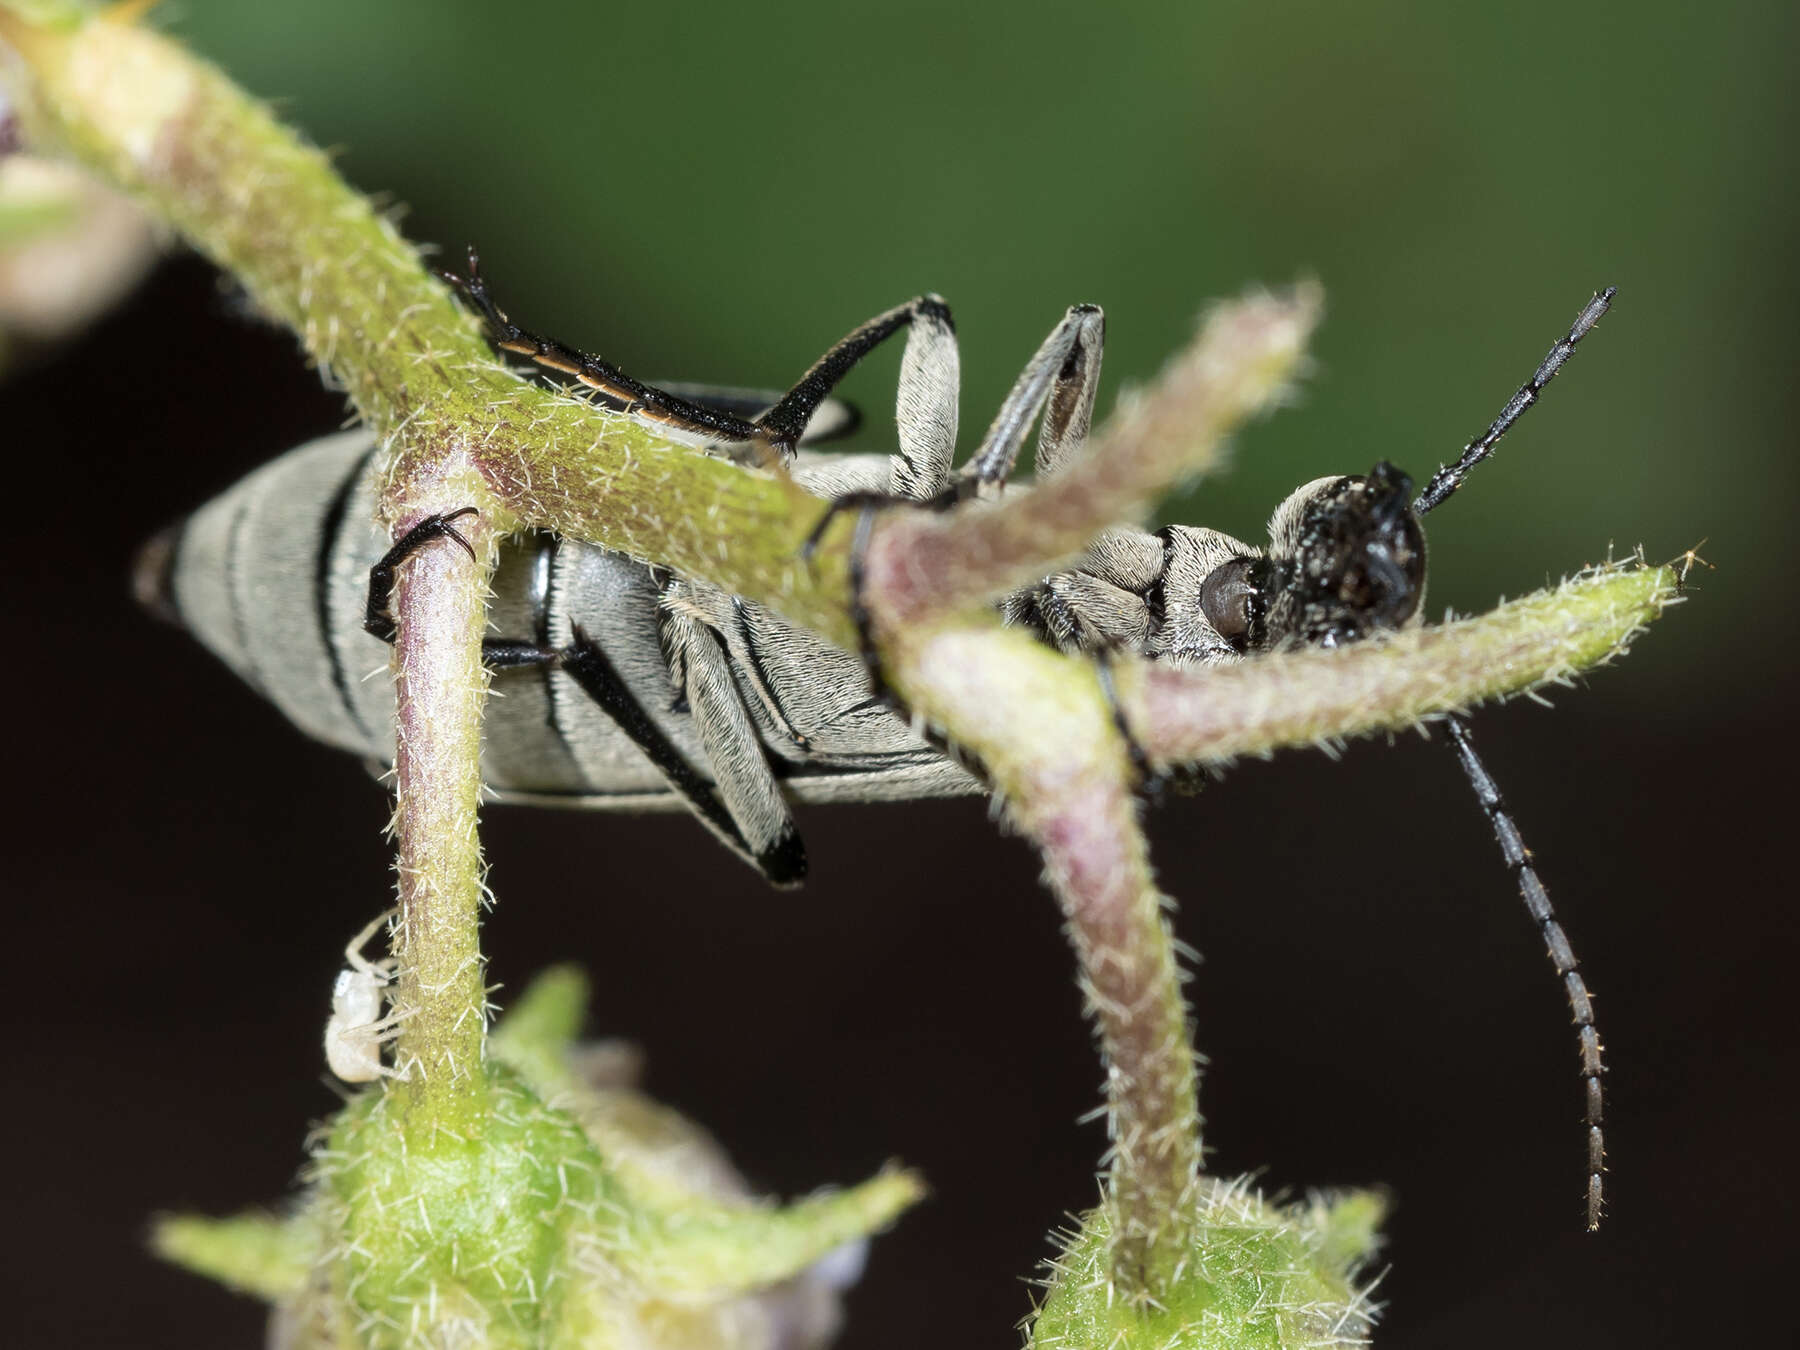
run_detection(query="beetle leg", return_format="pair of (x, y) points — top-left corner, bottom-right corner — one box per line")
(1008, 571), (1154, 657)
(556, 623), (804, 886)
(957, 304), (1105, 492)
(662, 608), (808, 886)
(798, 304), (1110, 696)
(1093, 652), (1163, 800)
(800, 303), (1107, 608)
(362, 508), (478, 642)
(479, 638), (559, 669)
(881, 297), (962, 501)
(1012, 581), (1162, 795)
(365, 509), (559, 669)
(758, 295), (959, 468)
(1031, 305), (1107, 481)
(651, 381), (863, 446)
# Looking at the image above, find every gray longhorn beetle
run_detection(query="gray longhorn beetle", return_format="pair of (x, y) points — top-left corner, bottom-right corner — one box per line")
(139, 250), (1613, 1226)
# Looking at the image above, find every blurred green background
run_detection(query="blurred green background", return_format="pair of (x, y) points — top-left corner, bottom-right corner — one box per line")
(176, 0), (1795, 698)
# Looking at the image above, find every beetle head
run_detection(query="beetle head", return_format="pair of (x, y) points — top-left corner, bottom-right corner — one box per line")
(1184, 461), (1426, 656)
(1260, 461), (1426, 648)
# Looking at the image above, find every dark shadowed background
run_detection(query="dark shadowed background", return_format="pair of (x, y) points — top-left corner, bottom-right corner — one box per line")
(7, 1), (1796, 1346)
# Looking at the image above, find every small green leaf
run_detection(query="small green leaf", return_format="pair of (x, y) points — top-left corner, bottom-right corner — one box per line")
(150, 1209), (316, 1303)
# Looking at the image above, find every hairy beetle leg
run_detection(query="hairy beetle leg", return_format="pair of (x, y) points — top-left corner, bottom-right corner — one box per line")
(956, 303), (1105, 493)
(559, 623), (807, 886)
(363, 507), (479, 642)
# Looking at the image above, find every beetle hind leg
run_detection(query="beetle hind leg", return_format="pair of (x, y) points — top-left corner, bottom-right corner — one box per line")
(762, 294), (960, 473)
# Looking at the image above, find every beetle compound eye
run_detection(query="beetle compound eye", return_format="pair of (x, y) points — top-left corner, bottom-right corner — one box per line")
(1199, 557), (1268, 650)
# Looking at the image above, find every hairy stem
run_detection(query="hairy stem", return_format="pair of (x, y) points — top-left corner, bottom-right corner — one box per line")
(890, 626), (1199, 1298)
(386, 469), (498, 1131)
(1123, 562), (1678, 767)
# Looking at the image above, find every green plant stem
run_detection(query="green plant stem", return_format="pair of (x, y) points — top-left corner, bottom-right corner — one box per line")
(1123, 562), (1678, 767)
(891, 624), (1200, 1298)
(386, 474), (499, 1130)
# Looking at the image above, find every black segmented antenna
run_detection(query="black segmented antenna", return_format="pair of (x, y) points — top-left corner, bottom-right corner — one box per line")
(1445, 713), (1606, 1229)
(1412, 289), (1615, 1225)
(1414, 287), (1615, 516)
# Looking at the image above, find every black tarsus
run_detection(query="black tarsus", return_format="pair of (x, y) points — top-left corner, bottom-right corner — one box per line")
(363, 508), (479, 642)
(480, 638), (559, 670)
(1414, 287), (1615, 516)
(755, 824), (809, 889)
(1444, 712), (1606, 1230)
(798, 481), (959, 571)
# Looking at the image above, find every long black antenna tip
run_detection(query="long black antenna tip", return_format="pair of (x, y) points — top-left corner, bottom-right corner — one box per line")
(1412, 285), (1619, 516)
